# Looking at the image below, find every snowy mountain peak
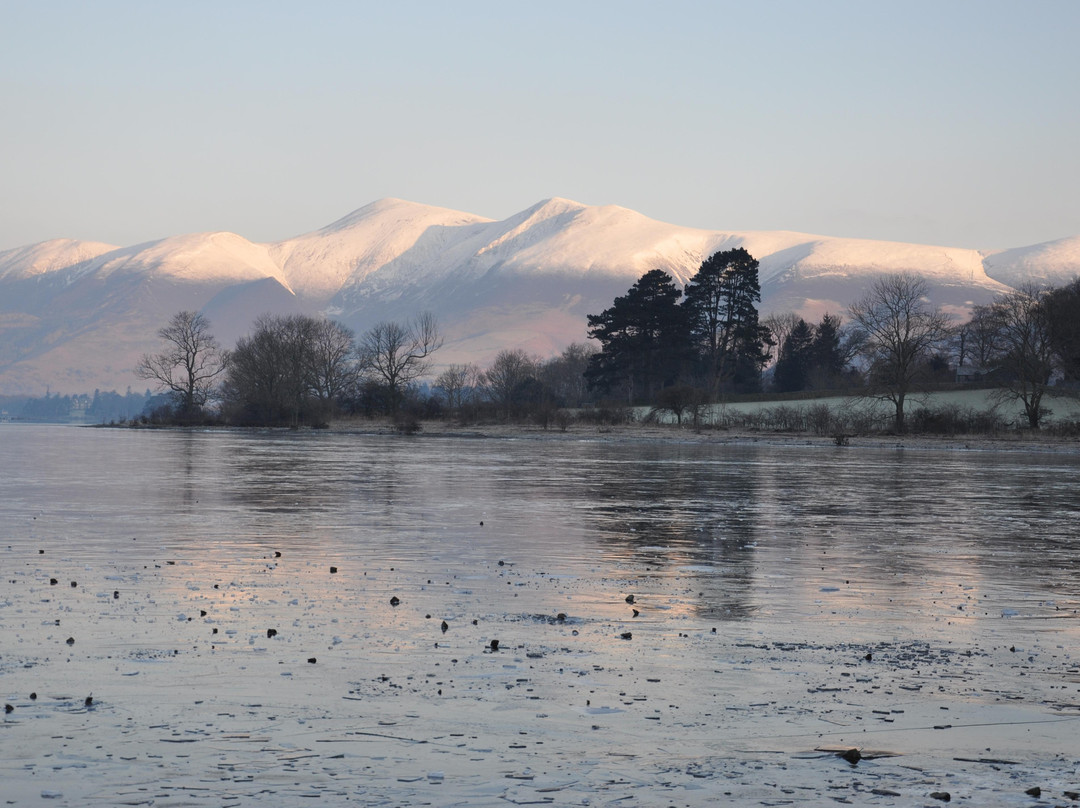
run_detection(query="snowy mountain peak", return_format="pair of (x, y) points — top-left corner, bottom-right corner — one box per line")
(271, 198), (490, 298)
(1, 196), (1078, 395)
(313, 197), (492, 237)
(524, 196), (589, 215)
(477, 198), (590, 258)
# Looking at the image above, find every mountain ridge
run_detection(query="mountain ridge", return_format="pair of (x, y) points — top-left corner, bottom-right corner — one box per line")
(1, 197), (1077, 395)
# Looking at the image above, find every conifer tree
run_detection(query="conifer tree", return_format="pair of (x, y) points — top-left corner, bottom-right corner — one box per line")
(683, 248), (771, 396)
(586, 269), (688, 403)
(810, 313), (845, 388)
(774, 319), (815, 392)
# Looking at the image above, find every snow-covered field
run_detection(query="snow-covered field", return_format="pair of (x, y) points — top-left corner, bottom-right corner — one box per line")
(2, 425), (1078, 806)
(647, 388), (1080, 431)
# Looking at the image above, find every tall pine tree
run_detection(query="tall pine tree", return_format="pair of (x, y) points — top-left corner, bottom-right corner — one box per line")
(810, 313), (845, 388)
(683, 248), (771, 396)
(586, 269), (689, 403)
(774, 319), (814, 392)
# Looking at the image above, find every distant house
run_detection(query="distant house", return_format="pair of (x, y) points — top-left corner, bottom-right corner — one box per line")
(959, 365), (997, 384)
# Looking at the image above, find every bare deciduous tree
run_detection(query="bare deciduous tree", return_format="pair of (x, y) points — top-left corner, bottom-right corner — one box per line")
(434, 363), (482, 418)
(483, 349), (539, 421)
(986, 285), (1058, 429)
(223, 314), (309, 426)
(359, 312), (443, 414)
(136, 310), (228, 418)
(847, 273), (952, 432)
(222, 314), (358, 426)
(539, 342), (597, 408)
(761, 311), (801, 366)
(650, 384), (707, 426)
(307, 319), (360, 408)
(956, 303), (1002, 372)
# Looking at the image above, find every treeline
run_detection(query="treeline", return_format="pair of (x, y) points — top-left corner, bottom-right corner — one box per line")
(135, 250), (1080, 433)
(137, 311), (599, 428)
(586, 261), (1080, 431)
(955, 280), (1080, 428)
(1, 389), (153, 423)
(429, 344), (595, 426)
(137, 311), (440, 427)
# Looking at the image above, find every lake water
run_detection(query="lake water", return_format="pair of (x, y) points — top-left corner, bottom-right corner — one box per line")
(2, 424), (1079, 805)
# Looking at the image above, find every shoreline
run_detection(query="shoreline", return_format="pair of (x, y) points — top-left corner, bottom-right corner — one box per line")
(324, 418), (1080, 455)
(55, 416), (1080, 455)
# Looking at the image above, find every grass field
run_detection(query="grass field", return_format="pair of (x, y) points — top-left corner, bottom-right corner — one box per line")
(642, 387), (1080, 432)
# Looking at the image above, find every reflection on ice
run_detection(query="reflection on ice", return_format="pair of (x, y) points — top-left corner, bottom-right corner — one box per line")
(1, 425), (1079, 805)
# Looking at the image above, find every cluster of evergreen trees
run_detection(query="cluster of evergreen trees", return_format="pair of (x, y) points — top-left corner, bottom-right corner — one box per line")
(1, 389), (152, 423)
(771, 314), (851, 393)
(585, 249), (773, 402)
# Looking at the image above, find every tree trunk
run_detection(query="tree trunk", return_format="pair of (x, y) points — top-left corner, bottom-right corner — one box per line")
(1025, 395), (1042, 429)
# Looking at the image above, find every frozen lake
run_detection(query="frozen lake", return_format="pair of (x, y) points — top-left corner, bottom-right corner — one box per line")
(2, 424), (1079, 805)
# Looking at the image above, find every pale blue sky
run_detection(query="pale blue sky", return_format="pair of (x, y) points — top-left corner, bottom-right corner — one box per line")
(1, 0), (1077, 252)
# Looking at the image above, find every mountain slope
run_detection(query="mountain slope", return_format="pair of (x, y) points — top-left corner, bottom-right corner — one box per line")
(271, 198), (492, 299)
(0, 198), (1077, 394)
(0, 239), (118, 281)
(0, 232), (294, 394)
(77, 232), (290, 286)
(983, 236), (1080, 288)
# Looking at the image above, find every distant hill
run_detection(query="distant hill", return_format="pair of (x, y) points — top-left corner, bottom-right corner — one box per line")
(1, 197), (1077, 394)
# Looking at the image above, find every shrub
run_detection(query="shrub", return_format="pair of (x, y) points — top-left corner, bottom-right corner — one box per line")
(908, 405), (1008, 435)
(578, 404), (634, 426)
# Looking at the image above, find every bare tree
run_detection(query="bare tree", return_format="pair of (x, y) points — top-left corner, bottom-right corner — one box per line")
(986, 285), (1058, 429)
(136, 310), (228, 418)
(434, 363), (482, 418)
(650, 384), (707, 426)
(761, 311), (801, 366)
(359, 312), (443, 414)
(539, 342), (597, 407)
(223, 314), (310, 426)
(957, 303), (1002, 372)
(483, 349), (539, 421)
(220, 314), (358, 426)
(306, 318), (360, 410)
(847, 273), (952, 432)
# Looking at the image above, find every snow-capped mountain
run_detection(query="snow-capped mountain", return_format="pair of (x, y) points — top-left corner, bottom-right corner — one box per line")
(1, 197), (1077, 395)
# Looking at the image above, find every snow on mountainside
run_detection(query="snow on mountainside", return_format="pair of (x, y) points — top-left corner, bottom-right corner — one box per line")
(473, 198), (708, 281)
(0, 238), (118, 280)
(78, 232), (291, 287)
(329, 197), (713, 312)
(271, 198), (492, 299)
(0, 197), (1078, 394)
(753, 237), (1014, 320)
(983, 236), (1080, 287)
(326, 199), (1020, 352)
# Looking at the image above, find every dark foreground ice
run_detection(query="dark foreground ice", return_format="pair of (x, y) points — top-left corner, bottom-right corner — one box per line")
(1, 425), (1078, 805)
